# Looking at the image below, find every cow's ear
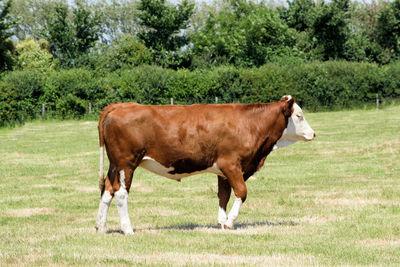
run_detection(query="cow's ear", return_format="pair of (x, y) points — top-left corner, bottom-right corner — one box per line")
(281, 95), (295, 117)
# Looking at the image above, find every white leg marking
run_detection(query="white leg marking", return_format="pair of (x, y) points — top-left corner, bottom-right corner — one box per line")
(225, 197), (243, 229)
(115, 170), (134, 235)
(96, 190), (112, 233)
(218, 206), (228, 228)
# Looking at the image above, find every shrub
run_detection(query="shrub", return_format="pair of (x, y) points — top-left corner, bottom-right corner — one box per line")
(1, 61), (400, 127)
(0, 70), (44, 126)
(56, 93), (86, 119)
(41, 68), (107, 114)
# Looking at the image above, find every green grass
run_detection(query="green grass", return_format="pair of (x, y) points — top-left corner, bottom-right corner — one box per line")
(0, 105), (399, 266)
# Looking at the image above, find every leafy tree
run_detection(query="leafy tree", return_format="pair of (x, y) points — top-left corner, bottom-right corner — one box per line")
(137, 0), (195, 68)
(0, 0), (15, 72)
(376, 0), (400, 62)
(192, 0), (295, 67)
(73, 2), (101, 55)
(46, 2), (101, 68)
(279, 0), (316, 32)
(93, 0), (138, 42)
(312, 0), (351, 60)
(13, 38), (54, 72)
(10, 0), (60, 41)
(46, 3), (74, 64)
(342, 1), (384, 63)
(104, 34), (153, 70)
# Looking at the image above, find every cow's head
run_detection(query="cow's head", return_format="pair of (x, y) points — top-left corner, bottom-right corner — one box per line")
(274, 95), (315, 150)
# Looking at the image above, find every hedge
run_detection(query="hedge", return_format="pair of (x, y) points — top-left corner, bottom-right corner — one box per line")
(1, 61), (399, 126)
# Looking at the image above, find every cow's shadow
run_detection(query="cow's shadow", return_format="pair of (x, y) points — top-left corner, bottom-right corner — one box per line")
(106, 220), (297, 235)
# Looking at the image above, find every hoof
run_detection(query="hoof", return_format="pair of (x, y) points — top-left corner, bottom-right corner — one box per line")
(95, 225), (106, 233)
(218, 223), (233, 230)
(123, 229), (134, 236)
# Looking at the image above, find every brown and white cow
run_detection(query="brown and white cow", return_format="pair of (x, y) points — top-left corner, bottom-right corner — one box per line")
(95, 96), (315, 235)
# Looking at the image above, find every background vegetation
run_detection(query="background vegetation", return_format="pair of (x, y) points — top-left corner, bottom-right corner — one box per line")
(1, 0), (400, 126)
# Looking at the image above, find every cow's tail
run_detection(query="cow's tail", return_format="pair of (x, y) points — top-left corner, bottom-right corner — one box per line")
(98, 104), (116, 195)
(98, 111), (106, 195)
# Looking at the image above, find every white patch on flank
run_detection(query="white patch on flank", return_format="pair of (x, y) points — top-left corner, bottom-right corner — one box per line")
(115, 170), (134, 235)
(224, 197), (243, 229)
(139, 156), (224, 180)
(218, 206), (228, 226)
(96, 190), (112, 233)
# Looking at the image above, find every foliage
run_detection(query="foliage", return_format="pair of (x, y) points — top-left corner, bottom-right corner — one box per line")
(3, 61), (400, 126)
(45, 2), (101, 68)
(13, 38), (54, 72)
(103, 34), (153, 71)
(0, 0), (15, 72)
(279, 0), (316, 32)
(7, 0), (400, 67)
(312, 0), (351, 60)
(40, 68), (106, 113)
(376, 0), (400, 63)
(93, 0), (138, 41)
(2, 0), (400, 127)
(137, 0), (195, 68)
(192, 0), (297, 67)
(0, 70), (44, 126)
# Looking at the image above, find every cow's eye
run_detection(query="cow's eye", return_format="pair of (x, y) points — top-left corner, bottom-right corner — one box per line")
(296, 114), (303, 120)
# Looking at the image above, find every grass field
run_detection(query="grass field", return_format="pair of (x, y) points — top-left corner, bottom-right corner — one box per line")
(0, 105), (399, 266)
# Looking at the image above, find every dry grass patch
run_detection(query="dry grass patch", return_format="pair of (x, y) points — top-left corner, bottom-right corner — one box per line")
(358, 238), (400, 247)
(78, 252), (316, 266)
(75, 186), (98, 193)
(73, 151), (97, 157)
(297, 215), (345, 225)
(139, 206), (180, 217)
(131, 182), (154, 193)
(6, 207), (56, 217)
(317, 197), (392, 208)
(32, 184), (57, 188)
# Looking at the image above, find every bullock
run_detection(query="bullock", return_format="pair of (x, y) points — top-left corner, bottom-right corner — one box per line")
(95, 96), (315, 235)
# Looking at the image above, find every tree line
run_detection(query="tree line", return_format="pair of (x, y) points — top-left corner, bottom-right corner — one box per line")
(2, 0), (400, 71)
(1, 0), (400, 126)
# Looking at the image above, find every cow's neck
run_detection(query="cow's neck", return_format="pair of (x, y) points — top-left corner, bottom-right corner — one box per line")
(242, 104), (288, 179)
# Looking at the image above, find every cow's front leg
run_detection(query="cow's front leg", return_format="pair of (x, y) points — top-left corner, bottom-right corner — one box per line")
(115, 169), (134, 235)
(217, 175), (231, 229)
(217, 158), (247, 229)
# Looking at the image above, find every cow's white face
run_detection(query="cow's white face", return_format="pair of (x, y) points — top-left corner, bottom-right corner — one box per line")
(273, 103), (315, 150)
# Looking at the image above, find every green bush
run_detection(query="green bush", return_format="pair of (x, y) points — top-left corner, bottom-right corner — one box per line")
(111, 65), (173, 104)
(56, 94), (86, 119)
(0, 70), (44, 126)
(1, 61), (399, 127)
(41, 68), (107, 113)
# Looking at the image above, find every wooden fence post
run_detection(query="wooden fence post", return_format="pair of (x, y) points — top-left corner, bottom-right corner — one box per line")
(88, 103), (92, 114)
(376, 94), (379, 109)
(215, 97), (218, 104)
(42, 104), (46, 118)
(170, 98), (174, 105)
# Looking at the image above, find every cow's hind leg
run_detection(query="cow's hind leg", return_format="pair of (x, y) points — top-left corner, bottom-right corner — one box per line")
(217, 176), (231, 229)
(96, 168), (116, 233)
(114, 168), (134, 235)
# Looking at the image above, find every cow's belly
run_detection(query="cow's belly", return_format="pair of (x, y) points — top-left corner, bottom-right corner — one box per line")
(138, 156), (224, 180)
